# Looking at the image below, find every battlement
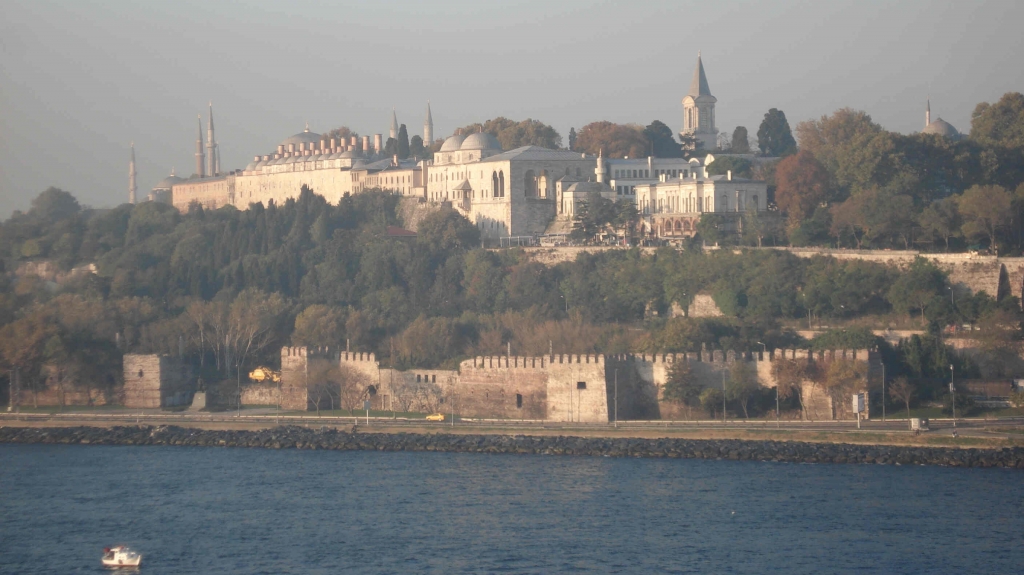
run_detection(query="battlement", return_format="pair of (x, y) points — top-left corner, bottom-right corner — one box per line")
(463, 354), (605, 370)
(607, 348), (872, 364)
(280, 346), (377, 363)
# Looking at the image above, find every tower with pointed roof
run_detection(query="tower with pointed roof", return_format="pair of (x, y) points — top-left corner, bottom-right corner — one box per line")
(390, 108), (399, 140)
(128, 143), (137, 204)
(206, 102), (218, 176)
(424, 102), (433, 145)
(681, 52), (718, 150)
(195, 115), (206, 178)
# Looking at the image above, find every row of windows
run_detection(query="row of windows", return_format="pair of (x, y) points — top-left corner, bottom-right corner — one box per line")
(614, 169), (650, 179)
(615, 186), (635, 196)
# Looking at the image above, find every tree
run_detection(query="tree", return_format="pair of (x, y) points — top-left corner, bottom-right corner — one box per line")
(570, 191), (616, 242)
(726, 361), (759, 418)
(706, 156), (753, 178)
(775, 151), (829, 225)
(662, 360), (701, 405)
(307, 362), (341, 416)
(409, 135), (425, 158)
(957, 184), (1012, 249)
(888, 376), (915, 426)
(323, 126), (359, 147)
(917, 198), (961, 251)
(29, 187), (80, 221)
(731, 126), (750, 153)
(336, 363), (373, 416)
(417, 209), (480, 252)
(397, 124), (410, 159)
(970, 92), (1024, 148)
(568, 127), (577, 151)
(699, 387), (724, 418)
(574, 121), (649, 158)
(886, 258), (948, 324)
(757, 108), (797, 157)
(292, 305), (347, 348)
(455, 117), (562, 149)
(383, 137), (398, 157)
(823, 359), (866, 419)
(643, 120), (683, 158)
(696, 213), (728, 246)
(795, 108), (884, 196)
(771, 358), (814, 420)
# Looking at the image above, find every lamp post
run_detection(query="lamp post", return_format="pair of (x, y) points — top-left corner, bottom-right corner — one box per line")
(613, 369), (618, 428)
(950, 364), (957, 434)
(881, 362), (886, 422)
(722, 370), (727, 423)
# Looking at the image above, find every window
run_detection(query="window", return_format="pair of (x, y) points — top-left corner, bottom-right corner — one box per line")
(516, 394), (523, 408)
(416, 375), (421, 382)
(137, 370), (144, 378)
(576, 381), (587, 390)
(432, 375), (436, 383)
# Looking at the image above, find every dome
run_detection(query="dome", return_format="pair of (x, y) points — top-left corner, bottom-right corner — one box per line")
(352, 159), (367, 170)
(244, 161), (258, 171)
(338, 149), (361, 159)
(461, 132), (502, 151)
(923, 118), (960, 139)
(153, 174), (184, 190)
(440, 134), (467, 152)
(278, 128), (322, 149)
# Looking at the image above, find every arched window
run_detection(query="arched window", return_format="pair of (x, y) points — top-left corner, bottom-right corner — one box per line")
(492, 171), (499, 197)
(524, 170), (537, 197)
(499, 171), (505, 197)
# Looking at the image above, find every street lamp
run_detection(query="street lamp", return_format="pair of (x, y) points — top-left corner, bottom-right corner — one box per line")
(950, 364), (957, 435)
(881, 362), (886, 422)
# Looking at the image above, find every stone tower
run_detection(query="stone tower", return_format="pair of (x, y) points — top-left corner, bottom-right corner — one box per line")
(424, 102), (433, 145)
(595, 148), (606, 183)
(128, 142), (137, 204)
(390, 108), (399, 140)
(195, 115), (206, 178)
(925, 98), (931, 128)
(681, 52), (718, 150)
(206, 102), (218, 176)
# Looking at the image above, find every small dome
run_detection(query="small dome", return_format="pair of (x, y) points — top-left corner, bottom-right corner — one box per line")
(440, 134), (467, 152)
(278, 128), (321, 149)
(338, 149), (361, 159)
(153, 174), (184, 190)
(244, 161), (258, 171)
(923, 118), (960, 139)
(352, 159), (367, 170)
(461, 132), (502, 151)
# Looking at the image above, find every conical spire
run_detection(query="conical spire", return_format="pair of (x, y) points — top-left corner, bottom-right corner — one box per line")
(206, 102), (217, 176)
(195, 115), (206, 178)
(926, 98), (931, 128)
(688, 52), (712, 97)
(424, 102), (433, 144)
(128, 142), (137, 204)
(390, 108), (399, 140)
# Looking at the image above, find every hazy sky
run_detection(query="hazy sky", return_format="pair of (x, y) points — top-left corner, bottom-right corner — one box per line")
(2, 0), (1022, 216)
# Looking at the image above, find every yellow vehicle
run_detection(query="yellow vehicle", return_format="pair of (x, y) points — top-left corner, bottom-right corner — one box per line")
(425, 413), (445, 422)
(248, 366), (281, 383)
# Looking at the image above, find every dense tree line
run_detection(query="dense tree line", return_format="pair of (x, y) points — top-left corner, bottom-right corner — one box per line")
(2, 185), (1019, 410)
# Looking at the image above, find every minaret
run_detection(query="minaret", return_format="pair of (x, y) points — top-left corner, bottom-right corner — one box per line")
(195, 115), (206, 178)
(390, 108), (399, 140)
(925, 99), (931, 128)
(128, 143), (137, 204)
(206, 102), (217, 176)
(596, 148), (606, 183)
(424, 102), (433, 145)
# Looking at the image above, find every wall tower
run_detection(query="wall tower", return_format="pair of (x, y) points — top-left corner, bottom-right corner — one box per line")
(681, 52), (718, 150)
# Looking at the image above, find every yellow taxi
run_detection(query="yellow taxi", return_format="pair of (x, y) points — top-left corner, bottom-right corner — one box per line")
(425, 413), (445, 422)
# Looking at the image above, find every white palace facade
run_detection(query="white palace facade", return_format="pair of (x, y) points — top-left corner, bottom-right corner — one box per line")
(152, 54), (766, 241)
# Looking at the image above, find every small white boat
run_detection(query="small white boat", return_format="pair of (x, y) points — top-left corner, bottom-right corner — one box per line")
(101, 545), (142, 568)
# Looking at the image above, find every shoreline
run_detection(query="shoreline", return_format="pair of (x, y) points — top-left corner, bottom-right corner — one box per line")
(2, 424), (1022, 469)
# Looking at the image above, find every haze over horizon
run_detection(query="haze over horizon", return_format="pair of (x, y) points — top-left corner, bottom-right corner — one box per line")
(2, 0), (1022, 217)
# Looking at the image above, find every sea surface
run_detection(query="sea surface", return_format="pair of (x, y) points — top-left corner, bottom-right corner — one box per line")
(0, 444), (1021, 574)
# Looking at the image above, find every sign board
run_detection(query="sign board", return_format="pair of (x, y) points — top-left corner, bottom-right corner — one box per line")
(363, 400), (371, 411)
(852, 393), (865, 414)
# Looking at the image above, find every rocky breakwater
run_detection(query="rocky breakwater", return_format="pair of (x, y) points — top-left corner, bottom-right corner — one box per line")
(1, 425), (1022, 469)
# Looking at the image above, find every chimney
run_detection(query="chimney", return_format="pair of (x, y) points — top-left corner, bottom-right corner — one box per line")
(350, 136), (357, 147)
(362, 135), (370, 152)
(727, 170), (732, 181)
(288, 143), (296, 153)
(374, 134), (383, 153)
(393, 154), (398, 166)
(277, 145), (285, 154)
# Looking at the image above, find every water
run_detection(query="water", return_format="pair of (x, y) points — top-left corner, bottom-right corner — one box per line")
(0, 444), (1021, 574)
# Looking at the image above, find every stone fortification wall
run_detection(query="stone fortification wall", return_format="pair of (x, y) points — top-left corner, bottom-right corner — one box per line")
(240, 383), (279, 406)
(458, 355), (609, 423)
(625, 348), (876, 421)
(396, 197), (443, 232)
(122, 354), (193, 408)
